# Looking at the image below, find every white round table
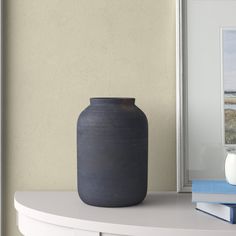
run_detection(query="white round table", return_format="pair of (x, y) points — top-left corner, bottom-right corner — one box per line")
(14, 191), (236, 236)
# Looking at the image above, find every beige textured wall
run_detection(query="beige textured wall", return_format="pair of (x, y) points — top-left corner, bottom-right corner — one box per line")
(5, 0), (176, 235)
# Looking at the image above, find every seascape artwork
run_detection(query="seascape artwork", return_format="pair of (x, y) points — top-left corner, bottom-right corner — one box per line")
(223, 30), (236, 144)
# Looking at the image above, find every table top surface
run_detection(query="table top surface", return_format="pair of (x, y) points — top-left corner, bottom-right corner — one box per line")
(14, 191), (236, 233)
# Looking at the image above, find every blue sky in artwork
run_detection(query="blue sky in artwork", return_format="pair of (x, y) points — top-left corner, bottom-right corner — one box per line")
(224, 30), (236, 92)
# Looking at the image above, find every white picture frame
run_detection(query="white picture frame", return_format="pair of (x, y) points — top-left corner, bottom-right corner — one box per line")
(0, 0), (2, 232)
(176, 0), (190, 192)
(176, 0), (236, 192)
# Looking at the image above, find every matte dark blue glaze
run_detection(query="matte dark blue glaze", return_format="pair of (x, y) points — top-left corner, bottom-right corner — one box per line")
(77, 98), (148, 207)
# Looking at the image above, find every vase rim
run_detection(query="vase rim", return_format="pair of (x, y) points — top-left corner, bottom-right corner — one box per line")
(90, 97), (135, 105)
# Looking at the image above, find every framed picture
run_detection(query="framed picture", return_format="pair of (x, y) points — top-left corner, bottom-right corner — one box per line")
(176, 0), (236, 192)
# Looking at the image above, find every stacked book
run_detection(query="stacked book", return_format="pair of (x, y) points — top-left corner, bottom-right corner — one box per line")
(192, 180), (236, 224)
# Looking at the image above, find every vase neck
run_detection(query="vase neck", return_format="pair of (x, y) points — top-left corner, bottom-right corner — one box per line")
(90, 98), (135, 106)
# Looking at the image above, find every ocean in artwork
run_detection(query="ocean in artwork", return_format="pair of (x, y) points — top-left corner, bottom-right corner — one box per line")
(223, 30), (236, 144)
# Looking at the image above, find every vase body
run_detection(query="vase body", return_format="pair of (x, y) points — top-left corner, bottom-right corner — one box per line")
(225, 151), (236, 185)
(77, 98), (148, 207)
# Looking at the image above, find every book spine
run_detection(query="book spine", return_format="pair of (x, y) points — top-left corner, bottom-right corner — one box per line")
(230, 207), (236, 224)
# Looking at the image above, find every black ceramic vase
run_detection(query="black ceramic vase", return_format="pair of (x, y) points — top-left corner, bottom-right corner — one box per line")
(77, 98), (148, 207)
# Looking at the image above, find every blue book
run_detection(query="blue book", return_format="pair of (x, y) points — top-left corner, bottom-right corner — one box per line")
(192, 180), (236, 204)
(192, 180), (236, 194)
(196, 202), (236, 224)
